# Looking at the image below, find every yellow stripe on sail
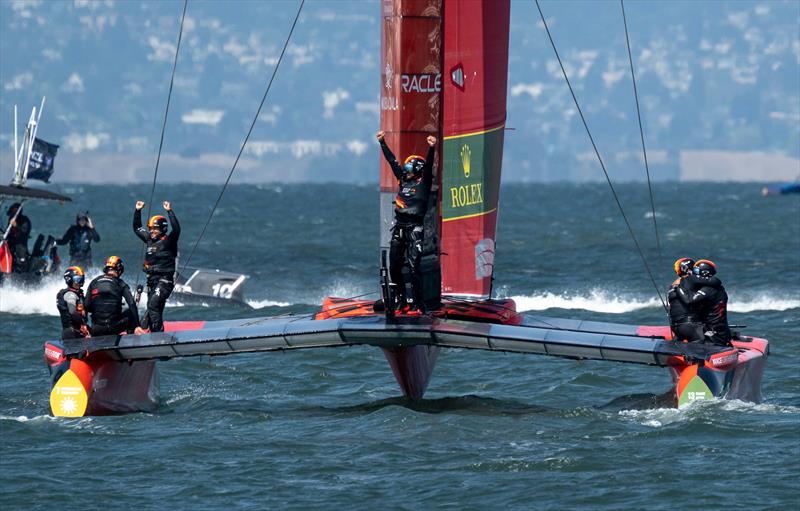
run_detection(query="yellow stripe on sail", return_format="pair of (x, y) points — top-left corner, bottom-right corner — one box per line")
(442, 208), (497, 222)
(443, 123), (505, 141)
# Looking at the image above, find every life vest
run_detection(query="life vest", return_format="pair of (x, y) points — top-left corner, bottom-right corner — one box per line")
(56, 288), (85, 330)
(395, 176), (430, 223)
(144, 233), (178, 276)
(86, 275), (129, 324)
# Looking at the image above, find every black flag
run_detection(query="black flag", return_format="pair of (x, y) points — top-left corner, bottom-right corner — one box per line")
(27, 137), (59, 183)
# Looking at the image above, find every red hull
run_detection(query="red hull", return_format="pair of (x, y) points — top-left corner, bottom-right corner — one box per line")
(382, 346), (440, 399)
(319, 296), (518, 399)
(638, 326), (768, 404)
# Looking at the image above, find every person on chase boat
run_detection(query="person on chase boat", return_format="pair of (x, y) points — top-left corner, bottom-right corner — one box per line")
(5, 203), (32, 273)
(133, 200), (180, 333)
(676, 259), (732, 346)
(56, 212), (100, 268)
(376, 130), (436, 313)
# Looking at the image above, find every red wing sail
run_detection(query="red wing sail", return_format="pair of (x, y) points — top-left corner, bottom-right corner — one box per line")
(440, 0), (510, 298)
(379, 0), (442, 244)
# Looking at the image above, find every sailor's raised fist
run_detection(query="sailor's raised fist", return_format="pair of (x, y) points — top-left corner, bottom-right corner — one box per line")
(135, 201), (145, 210)
(163, 201), (171, 211)
(427, 135), (437, 146)
(376, 130), (385, 141)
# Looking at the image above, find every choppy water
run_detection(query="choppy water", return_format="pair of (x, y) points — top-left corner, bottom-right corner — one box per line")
(1, 183), (798, 509)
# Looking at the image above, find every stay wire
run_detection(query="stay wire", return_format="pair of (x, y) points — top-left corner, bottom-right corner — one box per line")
(181, 0), (305, 272)
(533, 0), (667, 314)
(621, 0), (661, 256)
(136, 0), (188, 289)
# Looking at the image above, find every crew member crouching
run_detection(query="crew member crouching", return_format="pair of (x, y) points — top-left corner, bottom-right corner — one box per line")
(85, 256), (141, 336)
(133, 200), (180, 332)
(56, 266), (90, 340)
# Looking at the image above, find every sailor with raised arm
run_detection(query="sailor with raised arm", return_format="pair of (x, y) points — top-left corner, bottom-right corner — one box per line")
(5, 203), (32, 273)
(56, 212), (100, 268)
(133, 200), (180, 332)
(676, 259), (732, 346)
(376, 130), (436, 313)
(56, 266), (90, 340)
(667, 257), (704, 342)
(85, 256), (141, 336)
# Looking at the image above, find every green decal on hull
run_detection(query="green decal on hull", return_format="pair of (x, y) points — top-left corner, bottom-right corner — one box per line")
(442, 127), (503, 221)
(678, 375), (713, 407)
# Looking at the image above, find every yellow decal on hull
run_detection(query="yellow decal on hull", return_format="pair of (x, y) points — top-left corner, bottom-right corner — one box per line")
(50, 369), (88, 417)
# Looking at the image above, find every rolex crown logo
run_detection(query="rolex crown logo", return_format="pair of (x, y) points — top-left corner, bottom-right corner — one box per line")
(461, 144), (471, 178)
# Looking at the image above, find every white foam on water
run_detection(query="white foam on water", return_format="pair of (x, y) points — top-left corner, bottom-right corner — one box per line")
(5, 278), (796, 316)
(618, 399), (799, 428)
(510, 290), (661, 314)
(716, 399), (800, 414)
(247, 299), (292, 309)
(0, 275), (70, 316)
(0, 414), (55, 423)
(618, 402), (705, 427)
(509, 289), (800, 314)
(728, 295), (800, 313)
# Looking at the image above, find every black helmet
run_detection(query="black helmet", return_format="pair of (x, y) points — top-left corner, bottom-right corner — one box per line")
(104, 255), (125, 276)
(76, 212), (89, 223)
(673, 257), (695, 276)
(7, 203), (21, 217)
(692, 259), (717, 279)
(402, 155), (425, 179)
(64, 266), (85, 289)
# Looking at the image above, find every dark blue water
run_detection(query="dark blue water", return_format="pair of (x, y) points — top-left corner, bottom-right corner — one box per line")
(2, 183), (798, 509)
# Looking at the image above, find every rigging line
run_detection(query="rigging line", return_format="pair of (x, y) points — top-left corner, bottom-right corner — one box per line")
(181, 0), (305, 273)
(136, 0), (188, 288)
(621, 0), (661, 256)
(533, 0), (667, 313)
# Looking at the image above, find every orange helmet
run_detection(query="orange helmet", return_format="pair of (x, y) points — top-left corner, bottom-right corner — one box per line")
(673, 257), (695, 276)
(148, 215), (168, 232)
(104, 256), (125, 276)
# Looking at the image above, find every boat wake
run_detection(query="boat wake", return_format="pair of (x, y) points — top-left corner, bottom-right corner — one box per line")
(509, 289), (800, 314)
(617, 399), (800, 428)
(3, 278), (797, 316)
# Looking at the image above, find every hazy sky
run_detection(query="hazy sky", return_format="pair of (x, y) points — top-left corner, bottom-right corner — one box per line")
(1, 0), (798, 183)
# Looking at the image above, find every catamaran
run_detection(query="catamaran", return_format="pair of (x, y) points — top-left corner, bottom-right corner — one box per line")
(43, 0), (768, 417)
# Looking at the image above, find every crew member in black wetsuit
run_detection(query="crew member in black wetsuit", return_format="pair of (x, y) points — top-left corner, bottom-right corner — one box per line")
(133, 200), (180, 332)
(376, 130), (437, 313)
(667, 257), (704, 342)
(57, 212), (100, 268)
(56, 266), (90, 340)
(676, 259), (732, 346)
(4, 203), (32, 273)
(85, 256), (141, 336)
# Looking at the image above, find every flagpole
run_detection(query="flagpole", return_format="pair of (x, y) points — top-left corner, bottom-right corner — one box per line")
(20, 100), (42, 185)
(13, 105), (18, 182)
